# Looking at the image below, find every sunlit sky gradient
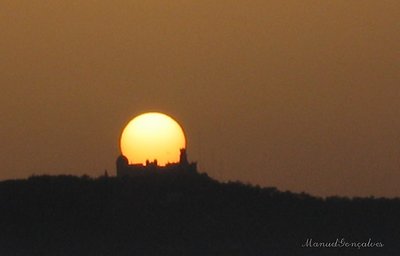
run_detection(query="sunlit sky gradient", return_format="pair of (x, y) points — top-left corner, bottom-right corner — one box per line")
(0, 1), (399, 197)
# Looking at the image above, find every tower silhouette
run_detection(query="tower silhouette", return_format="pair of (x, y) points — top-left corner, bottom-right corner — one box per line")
(116, 148), (197, 177)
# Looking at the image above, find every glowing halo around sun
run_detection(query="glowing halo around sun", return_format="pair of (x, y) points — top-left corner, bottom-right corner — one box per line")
(120, 112), (186, 166)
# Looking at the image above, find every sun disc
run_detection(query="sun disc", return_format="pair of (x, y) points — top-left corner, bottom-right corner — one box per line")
(120, 112), (186, 166)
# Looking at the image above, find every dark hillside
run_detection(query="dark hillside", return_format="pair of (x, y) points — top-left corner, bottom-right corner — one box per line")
(0, 173), (399, 256)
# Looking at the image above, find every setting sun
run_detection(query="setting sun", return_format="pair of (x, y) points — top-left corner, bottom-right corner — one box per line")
(120, 112), (186, 166)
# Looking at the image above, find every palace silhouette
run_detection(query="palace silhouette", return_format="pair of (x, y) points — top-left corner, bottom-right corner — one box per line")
(116, 149), (197, 177)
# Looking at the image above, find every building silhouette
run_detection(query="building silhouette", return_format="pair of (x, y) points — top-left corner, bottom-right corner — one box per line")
(116, 148), (197, 177)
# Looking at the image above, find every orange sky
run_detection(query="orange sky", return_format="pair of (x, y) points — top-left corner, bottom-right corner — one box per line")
(0, 0), (399, 197)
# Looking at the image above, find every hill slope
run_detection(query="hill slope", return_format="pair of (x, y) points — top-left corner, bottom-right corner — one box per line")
(0, 173), (399, 256)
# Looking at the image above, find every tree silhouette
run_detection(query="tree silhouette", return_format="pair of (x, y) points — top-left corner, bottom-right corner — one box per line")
(0, 173), (398, 256)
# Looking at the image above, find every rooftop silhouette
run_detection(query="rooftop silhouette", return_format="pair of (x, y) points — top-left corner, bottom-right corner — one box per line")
(116, 148), (197, 177)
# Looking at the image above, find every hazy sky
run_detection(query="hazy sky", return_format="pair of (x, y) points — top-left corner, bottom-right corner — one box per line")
(1, 0), (399, 197)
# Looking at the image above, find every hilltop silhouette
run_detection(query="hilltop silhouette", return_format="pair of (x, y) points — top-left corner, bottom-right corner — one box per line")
(0, 172), (399, 256)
